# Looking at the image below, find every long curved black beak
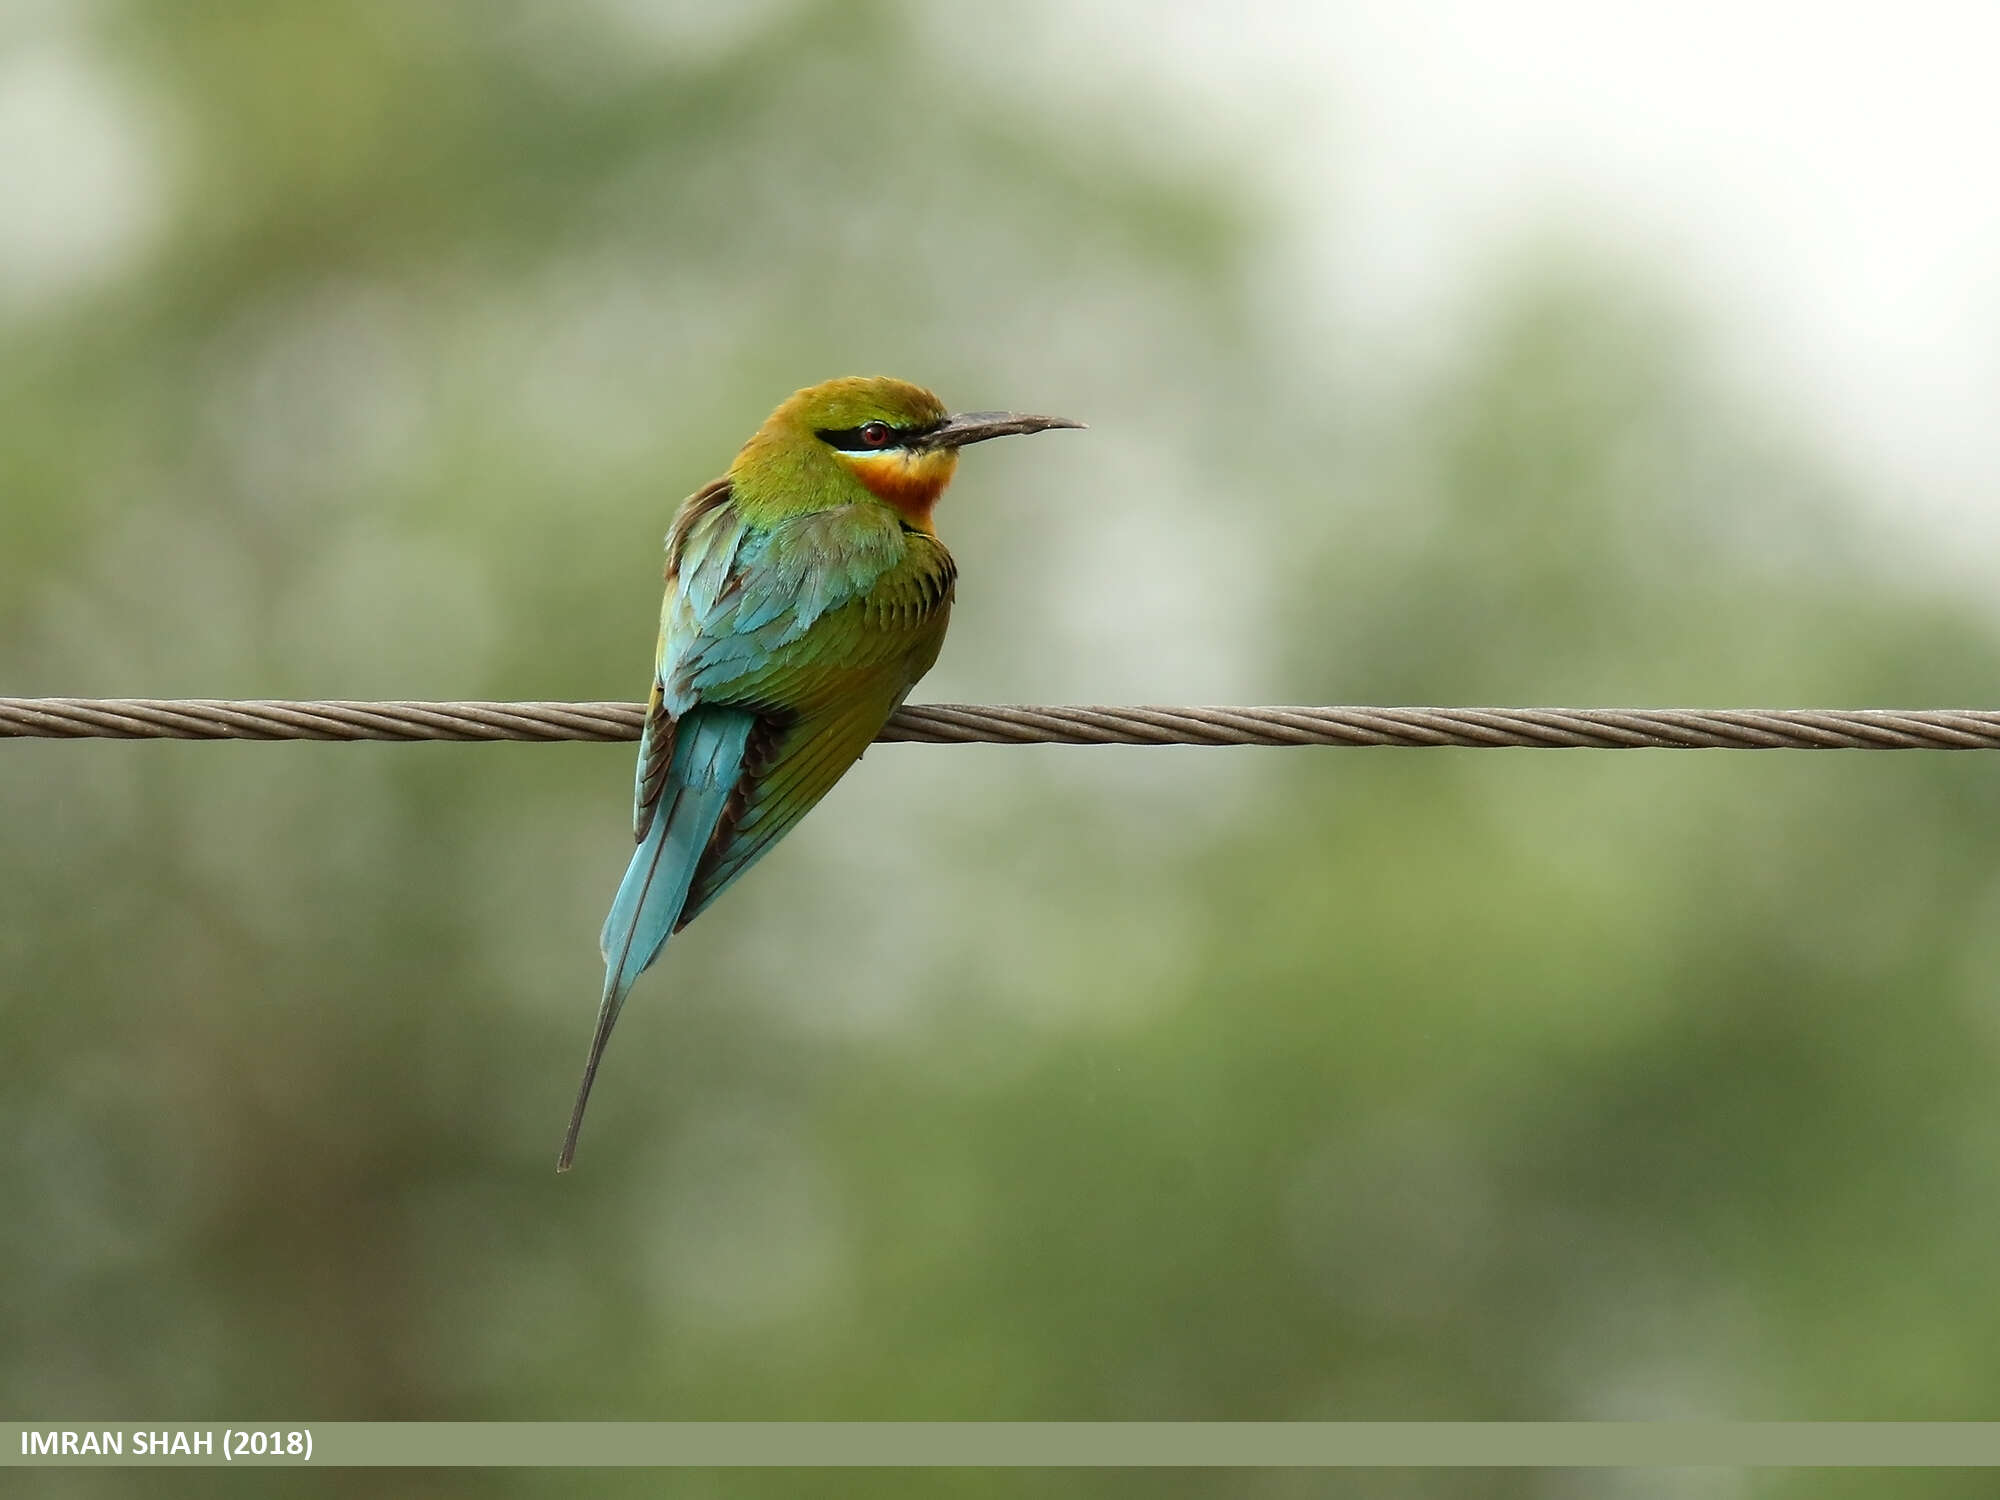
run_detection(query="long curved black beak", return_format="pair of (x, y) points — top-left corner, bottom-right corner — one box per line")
(915, 411), (1086, 450)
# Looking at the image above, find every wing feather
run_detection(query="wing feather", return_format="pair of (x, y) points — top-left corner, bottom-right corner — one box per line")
(627, 485), (955, 940)
(574, 478), (955, 1168)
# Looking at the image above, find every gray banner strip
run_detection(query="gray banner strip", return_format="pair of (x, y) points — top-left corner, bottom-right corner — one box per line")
(11, 1423), (2000, 1467)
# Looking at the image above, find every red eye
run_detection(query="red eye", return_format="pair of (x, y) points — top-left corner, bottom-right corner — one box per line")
(859, 420), (892, 448)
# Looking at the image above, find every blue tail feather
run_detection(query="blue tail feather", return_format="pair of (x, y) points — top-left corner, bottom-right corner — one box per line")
(559, 707), (753, 1170)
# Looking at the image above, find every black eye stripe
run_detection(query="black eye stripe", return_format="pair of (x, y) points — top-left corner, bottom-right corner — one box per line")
(816, 426), (884, 451)
(815, 421), (944, 452)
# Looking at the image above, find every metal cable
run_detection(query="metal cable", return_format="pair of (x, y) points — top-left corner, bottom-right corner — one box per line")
(4, 698), (2000, 749)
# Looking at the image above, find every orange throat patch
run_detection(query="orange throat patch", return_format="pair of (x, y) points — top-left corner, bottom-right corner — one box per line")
(840, 448), (958, 530)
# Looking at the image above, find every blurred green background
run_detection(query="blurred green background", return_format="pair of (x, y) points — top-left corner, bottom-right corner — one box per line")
(7, 3), (2000, 1497)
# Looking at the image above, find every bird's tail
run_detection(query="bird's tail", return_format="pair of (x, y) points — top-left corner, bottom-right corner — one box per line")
(558, 707), (754, 1171)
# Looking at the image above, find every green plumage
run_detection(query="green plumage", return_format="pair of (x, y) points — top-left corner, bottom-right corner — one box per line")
(559, 376), (1078, 1169)
(657, 481), (956, 926)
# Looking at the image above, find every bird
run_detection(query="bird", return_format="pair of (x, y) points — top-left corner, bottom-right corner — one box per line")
(559, 376), (1082, 1169)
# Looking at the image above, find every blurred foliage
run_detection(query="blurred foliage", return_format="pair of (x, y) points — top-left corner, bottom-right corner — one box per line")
(5, 4), (2000, 1500)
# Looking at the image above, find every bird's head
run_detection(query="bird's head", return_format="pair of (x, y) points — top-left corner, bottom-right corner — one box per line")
(731, 376), (1082, 531)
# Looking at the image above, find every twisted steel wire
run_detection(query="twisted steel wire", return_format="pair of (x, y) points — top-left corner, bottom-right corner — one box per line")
(5, 698), (2000, 749)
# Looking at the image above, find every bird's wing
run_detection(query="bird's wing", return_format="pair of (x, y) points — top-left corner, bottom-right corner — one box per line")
(675, 535), (955, 926)
(632, 482), (911, 838)
(565, 487), (949, 1169)
(630, 477), (729, 842)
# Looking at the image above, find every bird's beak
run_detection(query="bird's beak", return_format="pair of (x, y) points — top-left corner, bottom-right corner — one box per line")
(916, 411), (1086, 450)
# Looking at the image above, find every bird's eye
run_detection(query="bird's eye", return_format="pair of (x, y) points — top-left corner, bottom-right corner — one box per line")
(815, 421), (903, 451)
